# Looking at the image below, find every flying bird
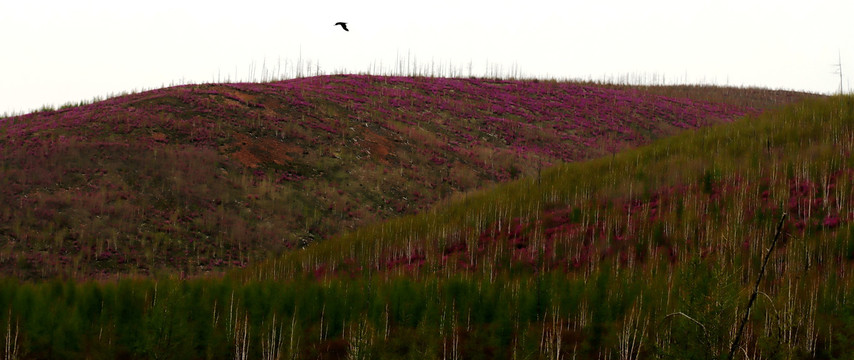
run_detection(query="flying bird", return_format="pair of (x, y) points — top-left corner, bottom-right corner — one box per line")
(334, 22), (349, 31)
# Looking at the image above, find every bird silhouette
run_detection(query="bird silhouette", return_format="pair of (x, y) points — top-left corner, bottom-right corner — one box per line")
(334, 22), (349, 31)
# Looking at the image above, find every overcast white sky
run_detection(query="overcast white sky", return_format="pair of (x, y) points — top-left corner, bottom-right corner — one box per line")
(1, 0), (852, 115)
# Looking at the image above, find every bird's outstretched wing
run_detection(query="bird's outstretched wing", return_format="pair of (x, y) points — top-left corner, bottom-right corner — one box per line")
(334, 22), (349, 31)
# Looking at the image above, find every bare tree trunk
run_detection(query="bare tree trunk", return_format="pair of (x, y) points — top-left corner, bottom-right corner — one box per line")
(727, 213), (787, 360)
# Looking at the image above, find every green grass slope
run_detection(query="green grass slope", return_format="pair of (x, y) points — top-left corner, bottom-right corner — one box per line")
(0, 95), (850, 359)
(0, 75), (796, 279)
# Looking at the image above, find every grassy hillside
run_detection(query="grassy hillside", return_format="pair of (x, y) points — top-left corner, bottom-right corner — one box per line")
(597, 83), (819, 110)
(0, 93), (850, 358)
(0, 75), (789, 278)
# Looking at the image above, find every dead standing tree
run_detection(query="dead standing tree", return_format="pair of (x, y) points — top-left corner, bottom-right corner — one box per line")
(726, 212), (788, 360)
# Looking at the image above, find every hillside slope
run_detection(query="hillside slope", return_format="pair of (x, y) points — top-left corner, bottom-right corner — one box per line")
(234, 94), (854, 358)
(0, 95), (851, 359)
(0, 75), (801, 277)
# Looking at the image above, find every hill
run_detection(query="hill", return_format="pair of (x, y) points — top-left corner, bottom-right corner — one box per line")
(0, 75), (801, 278)
(0, 93), (850, 359)
(234, 94), (853, 358)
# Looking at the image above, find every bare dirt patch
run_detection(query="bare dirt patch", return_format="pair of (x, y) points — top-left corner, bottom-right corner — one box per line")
(363, 129), (393, 164)
(226, 133), (303, 168)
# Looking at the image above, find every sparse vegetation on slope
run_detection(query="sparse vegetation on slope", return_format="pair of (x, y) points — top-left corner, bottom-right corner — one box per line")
(597, 83), (820, 110)
(0, 91), (849, 358)
(0, 75), (774, 278)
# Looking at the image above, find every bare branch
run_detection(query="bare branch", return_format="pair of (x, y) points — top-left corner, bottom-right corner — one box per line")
(662, 311), (708, 334)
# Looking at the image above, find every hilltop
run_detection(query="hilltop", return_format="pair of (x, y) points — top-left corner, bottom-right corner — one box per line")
(0, 75), (812, 278)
